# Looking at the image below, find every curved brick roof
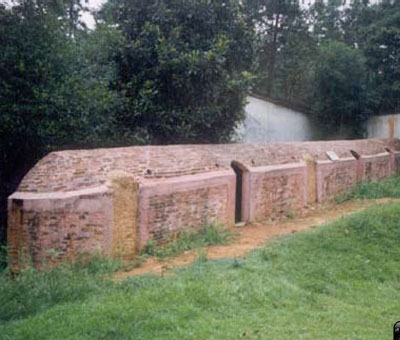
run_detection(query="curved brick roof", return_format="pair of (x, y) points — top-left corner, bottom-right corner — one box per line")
(18, 139), (400, 193)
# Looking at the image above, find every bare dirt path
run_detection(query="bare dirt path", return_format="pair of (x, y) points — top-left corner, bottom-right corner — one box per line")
(114, 198), (400, 281)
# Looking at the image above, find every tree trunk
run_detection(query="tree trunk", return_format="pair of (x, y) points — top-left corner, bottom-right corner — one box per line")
(266, 7), (281, 96)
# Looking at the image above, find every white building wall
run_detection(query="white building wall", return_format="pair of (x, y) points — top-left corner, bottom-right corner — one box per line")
(367, 114), (400, 139)
(237, 96), (316, 142)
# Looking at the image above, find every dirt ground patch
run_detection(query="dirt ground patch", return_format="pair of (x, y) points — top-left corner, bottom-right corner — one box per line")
(114, 198), (400, 281)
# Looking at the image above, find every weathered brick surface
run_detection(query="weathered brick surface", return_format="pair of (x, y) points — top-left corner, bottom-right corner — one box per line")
(316, 159), (358, 202)
(18, 139), (400, 193)
(395, 152), (400, 173)
(138, 171), (235, 248)
(111, 172), (138, 260)
(303, 154), (317, 204)
(249, 163), (307, 221)
(362, 153), (393, 181)
(8, 139), (400, 266)
(8, 188), (113, 268)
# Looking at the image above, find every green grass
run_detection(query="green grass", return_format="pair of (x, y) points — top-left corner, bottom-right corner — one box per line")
(0, 255), (122, 323)
(352, 175), (400, 199)
(1, 201), (400, 339)
(142, 223), (233, 258)
(335, 174), (400, 203)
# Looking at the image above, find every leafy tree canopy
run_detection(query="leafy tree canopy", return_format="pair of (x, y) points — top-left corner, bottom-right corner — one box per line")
(0, 0), (124, 243)
(100, 0), (257, 144)
(311, 41), (371, 136)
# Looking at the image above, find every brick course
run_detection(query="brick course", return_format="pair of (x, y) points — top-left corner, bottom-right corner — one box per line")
(138, 171), (235, 249)
(18, 139), (400, 193)
(8, 139), (400, 267)
(316, 158), (358, 202)
(249, 163), (307, 221)
(8, 187), (113, 268)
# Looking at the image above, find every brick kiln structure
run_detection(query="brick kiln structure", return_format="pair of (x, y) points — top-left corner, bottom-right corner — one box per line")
(7, 139), (400, 267)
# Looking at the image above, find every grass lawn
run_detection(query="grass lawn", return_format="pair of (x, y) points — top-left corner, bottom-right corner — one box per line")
(1, 179), (400, 339)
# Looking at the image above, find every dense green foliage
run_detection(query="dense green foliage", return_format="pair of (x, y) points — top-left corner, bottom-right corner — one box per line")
(2, 199), (400, 338)
(100, 0), (256, 143)
(252, 0), (400, 136)
(361, 4), (400, 113)
(311, 41), (371, 135)
(0, 0), (126, 245)
(244, 0), (314, 107)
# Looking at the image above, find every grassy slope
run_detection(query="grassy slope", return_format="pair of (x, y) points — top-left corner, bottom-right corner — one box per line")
(2, 180), (400, 339)
(353, 175), (400, 199)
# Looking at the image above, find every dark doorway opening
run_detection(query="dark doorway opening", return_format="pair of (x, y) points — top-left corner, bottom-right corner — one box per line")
(231, 162), (243, 223)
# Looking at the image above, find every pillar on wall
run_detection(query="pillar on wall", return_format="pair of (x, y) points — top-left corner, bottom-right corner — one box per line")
(384, 148), (396, 175)
(7, 199), (26, 270)
(302, 154), (317, 205)
(349, 150), (363, 183)
(388, 116), (396, 139)
(394, 151), (400, 174)
(110, 171), (139, 261)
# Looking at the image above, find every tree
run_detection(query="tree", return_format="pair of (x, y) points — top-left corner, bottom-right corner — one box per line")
(360, 1), (400, 113)
(309, 0), (343, 44)
(100, 0), (257, 144)
(271, 27), (317, 109)
(0, 0), (123, 245)
(311, 41), (372, 136)
(244, 0), (308, 97)
(0, 0), (70, 244)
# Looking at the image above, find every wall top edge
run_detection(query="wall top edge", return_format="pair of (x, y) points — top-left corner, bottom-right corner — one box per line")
(249, 162), (306, 173)
(361, 152), (391, 160)
(140, 170), (235, 188)
(316, 157), (357, 165)
(9, 185), (110, 201)
(16, 139), (400, 194)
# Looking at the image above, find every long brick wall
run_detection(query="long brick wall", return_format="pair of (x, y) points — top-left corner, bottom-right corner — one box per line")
(7, 139), (400, 267)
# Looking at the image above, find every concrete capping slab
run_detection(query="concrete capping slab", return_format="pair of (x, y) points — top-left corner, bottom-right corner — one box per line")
(248, 162), (306, 174)
(326, 151), (340, 161)
(316, 157), (357, 166)
(360, 152), (390, 160)
(139, 170), (235, 191)
(9, 186), (110, 201)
